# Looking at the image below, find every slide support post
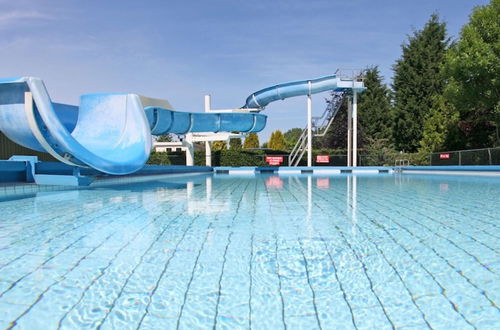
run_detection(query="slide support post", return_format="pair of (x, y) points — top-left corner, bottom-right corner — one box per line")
(185, 133), (194, 166)
(307, 82), (312, 167)
(352, 90), (358, 167)
(205, 141), (212, 167)
(347, 95), (352, 167)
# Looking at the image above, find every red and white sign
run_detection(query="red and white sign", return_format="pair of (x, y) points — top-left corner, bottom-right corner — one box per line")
(316, 155), (330, 163)
(265, 156), (284, 166)
(266, 176), (284, 189)
(439, 153), (451, 159)
(316, 178), (330, 189)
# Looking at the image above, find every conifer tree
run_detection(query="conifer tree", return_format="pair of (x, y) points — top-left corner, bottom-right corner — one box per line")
(229, 137), (242, 150)
(243, 133), (260, 148)
(392, 14), (449, 152)
(358, 67), (393, 143)
(268, 130), (286, 150)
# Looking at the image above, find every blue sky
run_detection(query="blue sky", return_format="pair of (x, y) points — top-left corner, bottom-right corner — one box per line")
(0, 0), (489, 141)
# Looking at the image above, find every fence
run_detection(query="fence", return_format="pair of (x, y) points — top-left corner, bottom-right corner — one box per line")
(430, 147), (500, 166)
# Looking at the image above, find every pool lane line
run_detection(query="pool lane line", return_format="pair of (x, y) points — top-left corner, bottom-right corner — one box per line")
(290, 183), (431, 329)
(94, 211), (189, 329)
(312, 186), (484, 327)
(54, 201), (179, 329)
(212, 180), (251, 329)
(0, 201), (141, 273)
(134, 178), (242, 328)
(247, 179), (258, 330)
(364, 188), (499, 275)
(278, 180), (358, 329)
(262, 178), (288, 330)
(359, 192), (499, 311)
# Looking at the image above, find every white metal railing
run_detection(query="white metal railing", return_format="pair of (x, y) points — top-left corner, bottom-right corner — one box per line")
(288, 91), (346, 166)
(395, 159), (410, 167)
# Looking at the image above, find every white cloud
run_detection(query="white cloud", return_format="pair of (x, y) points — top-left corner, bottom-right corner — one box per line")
(0, 10), (52, 28)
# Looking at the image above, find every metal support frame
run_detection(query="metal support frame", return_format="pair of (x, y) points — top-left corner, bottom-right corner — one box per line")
(307, 82), (313, 167)
(352, 90), (358, 167)
(347, 96), (352, 167)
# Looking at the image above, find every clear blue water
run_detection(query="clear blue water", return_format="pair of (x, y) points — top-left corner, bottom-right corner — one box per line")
(0, 173), (499, 329)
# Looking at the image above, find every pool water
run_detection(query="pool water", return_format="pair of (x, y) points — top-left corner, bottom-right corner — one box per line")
(0, 173), (498, 329)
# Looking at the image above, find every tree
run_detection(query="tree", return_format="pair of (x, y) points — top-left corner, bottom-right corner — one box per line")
(419, 95), (460, 152)
(358, 67), (393, 143)
(392, 14), (449, 152)
(268, 130), (286, 150)
(443, 0), (500, 148)
(229, 137), (242, 150)
(314, 94), (349, 149)
(212, 141), (227, 151)
(243, 133), (260, 148)
(283, 128), (303, 150)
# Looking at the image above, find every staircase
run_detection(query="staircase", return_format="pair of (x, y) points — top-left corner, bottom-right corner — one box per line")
(288, 91), (346, 166)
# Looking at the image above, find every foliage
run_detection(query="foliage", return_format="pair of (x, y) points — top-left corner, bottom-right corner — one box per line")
(315, 95), (349, 149)
(211, 141), (227, 151)
(146, 151), (171, 165)
(358, 67), (393, 143)
(229, 137), (242, 150)
(443, 0), (500, 148)
(218, 150), (266, 166)
(268, 130), (286, 150)
(392, 14), (449, 152)
(283, 128), (303, 150)
(156, 134), (172, 142)
(243, 133), (260, 148)
(360, 138), (398, 166)
(419, 95), (460, 152)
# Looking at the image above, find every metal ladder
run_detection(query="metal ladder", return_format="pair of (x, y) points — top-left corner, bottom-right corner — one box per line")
(288, 91), (346, 166)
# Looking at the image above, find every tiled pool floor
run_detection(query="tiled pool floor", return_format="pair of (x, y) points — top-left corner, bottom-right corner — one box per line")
(0, 174), (498, 329)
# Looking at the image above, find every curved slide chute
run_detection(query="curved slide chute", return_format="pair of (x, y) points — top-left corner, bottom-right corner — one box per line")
(243, 74), (356, 109)
(0, 77), (266, 175)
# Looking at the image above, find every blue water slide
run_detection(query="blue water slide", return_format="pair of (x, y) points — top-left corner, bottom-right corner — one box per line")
(243, 75), (350, 109)
(0, 77), (266, 175)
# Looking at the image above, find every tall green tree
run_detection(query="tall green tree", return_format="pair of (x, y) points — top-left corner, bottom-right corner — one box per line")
(392, 14), (449, 152)
(229, 137), (242, 150)
(358, 67), (393, 143)
(443, 0), (500, 148)
(284, 128), (303, 149)
(243, 133), (260, 148)
(268, 130), (286, 150)
(419, 94), (460, 152)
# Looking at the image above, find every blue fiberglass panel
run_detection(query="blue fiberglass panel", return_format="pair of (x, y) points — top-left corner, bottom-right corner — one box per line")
(219, 113), (253, 132)
(191, 113), (220, 132)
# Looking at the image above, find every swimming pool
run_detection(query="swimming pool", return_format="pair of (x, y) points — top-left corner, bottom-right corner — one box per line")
(0, 173), (498, 329)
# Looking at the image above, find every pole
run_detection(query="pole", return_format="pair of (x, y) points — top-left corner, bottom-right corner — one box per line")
(185, 133), (194, 166)
(205, 141), (212, 167)
(352, 90), (358, 167)
(204, 94), (211, 112)
(347, 96), (352, 167)
(307, 82), (313, 167)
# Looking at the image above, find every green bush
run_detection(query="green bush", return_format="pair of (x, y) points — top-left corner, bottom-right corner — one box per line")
(147, 152), (171, 165)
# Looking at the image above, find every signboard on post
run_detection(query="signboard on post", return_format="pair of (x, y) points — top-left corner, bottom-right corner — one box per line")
(265, 156), (284, 166)
(439, 153), (451, 159)
(316, 155), (330, 164)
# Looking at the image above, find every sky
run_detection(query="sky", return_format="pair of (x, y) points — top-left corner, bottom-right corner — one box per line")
(0, 0), (490, 142)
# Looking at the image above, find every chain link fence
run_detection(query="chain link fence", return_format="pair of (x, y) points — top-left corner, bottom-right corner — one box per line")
(429, 147), (500, 166)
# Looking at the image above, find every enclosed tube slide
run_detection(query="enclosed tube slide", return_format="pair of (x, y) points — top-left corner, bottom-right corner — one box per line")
(0, 77), (266, 175)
